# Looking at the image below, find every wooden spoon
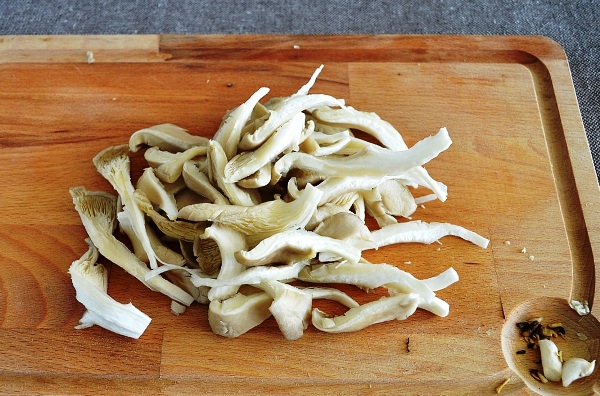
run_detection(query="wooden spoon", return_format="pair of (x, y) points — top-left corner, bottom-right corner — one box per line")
(501, 297), (600, 395)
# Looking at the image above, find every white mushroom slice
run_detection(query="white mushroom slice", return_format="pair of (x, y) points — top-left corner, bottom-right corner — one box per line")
(213, 87), (271, 160)
(238, 93), (344, 151)
(299, 261), (436, 302)
(562, 358), (596, 387)
(117, 210), (185, 266)
(202, 223), (248, 302)
(312, 106), (408, 151)
(182, 160), (230, 205)
(193, 235), (222, 276)
(315, 176), (383, 206)
(236, 163), (272, 189)
(421, 267), (460, 292)
(70, 187), (194, 307)
(178, 183), (323, 245)
(312, 293), (419, 333)
(273, 127), (452, 180)
(190, 261), (307, 289)
(292, 64), (324, 97)
(134, 190), (207, 242)
(224, 112), (307, 183)
(362, 187), (398, 227)
(208, 291), (273, 338)
(305, 203), (351, 231)
(234, 229), (362, 267)
(370, 220), (490, 249)
(208, 140), (261, 206)
(313, 212), (375, 251)
(303, 287), (359, 308)
(93, 145), (160, 269)
(129, 123), (209, 153)
(376, 179), (417, 218)
(69, 239), (151, 339)
(136, 167), (179, 220)
(539, 339), (563, 382)
(257, 279), (312, 341)
(144, 145), (208, 183)
(302, 130), (352, 157)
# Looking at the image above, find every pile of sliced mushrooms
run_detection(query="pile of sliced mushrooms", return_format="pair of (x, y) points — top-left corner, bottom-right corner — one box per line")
(68, 65), (490, 340)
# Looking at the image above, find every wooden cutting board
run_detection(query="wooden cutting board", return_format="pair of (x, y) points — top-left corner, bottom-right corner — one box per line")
(0, 35), (599, 395)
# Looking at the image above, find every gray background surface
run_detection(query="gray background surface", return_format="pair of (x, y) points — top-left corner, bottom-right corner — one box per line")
(1, 0), (599, 181)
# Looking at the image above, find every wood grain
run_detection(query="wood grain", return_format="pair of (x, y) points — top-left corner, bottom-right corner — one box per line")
(0, 35), (598, 395)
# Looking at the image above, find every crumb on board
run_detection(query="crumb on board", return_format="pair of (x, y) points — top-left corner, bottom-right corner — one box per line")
(86, 50), (95, 63)
(521, 247), (527, 253)
(504, 240), (511, 245)
(495, 377), (510, 394)
(529, 255), (535, 261)
(293, 44), (300, 49)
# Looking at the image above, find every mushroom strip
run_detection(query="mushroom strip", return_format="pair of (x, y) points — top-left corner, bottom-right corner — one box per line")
(93, 145), (162, 269)
(178, 183), (323, 245)
(273, 127), (452, 181)
(69, 239), (151, 339)
(129, 123), (209, 153)
(238, 93), (345, 150)
(70, 187), (194, 306)
(234, 229), (362, 266)
(312, 293), (420, 333)
(370, 220), (490, 249)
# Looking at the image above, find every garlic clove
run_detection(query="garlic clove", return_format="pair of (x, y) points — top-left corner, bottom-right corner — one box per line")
(539, 339), (563, 382)
(562, 357), (596, 387)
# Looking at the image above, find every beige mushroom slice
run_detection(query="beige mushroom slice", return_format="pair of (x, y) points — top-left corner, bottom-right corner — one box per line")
(117, 210), (185, 266)
(369, 220), (490, 249)
(224, 112), (307, 183)
(208, 291), (273, 338)
(292, 64), (324, 96)
(303, 287), (359, 308)
(93, 145), (160, 269)
(174, 188), (210, 209)
(129, 123), (209, 153)
(362, 188), (398, 228)
(299, 130), (352, 157)
(134, 190), (207, 242)
(178, 183), (323, 246)
(273, 127), (452, 180)
(189, 261), (306, 290)
(144, 145), (208, 183)
(313, 212), (375, 251)
(69, 238), (152, 339)
(202, 223), (248, 302)
(312, 106), (408, 151)
(238, 93), (345, 151)
(136, 167), (179, 221)
(70, 186), (194, 307)
(207, 140), (261, 206)
(193, 236), (222, 276)
(182, 160), (230, 205)
(377, 179), (417, 218)
(312, 292), (419, 333)
(236, 162), (272, 189)
(299, 261), (436, 303)
(213, 87), (271, 160)
(313, 176), (381, 206)
(304, 203), (352, 231)
(234, 229), (362, 267)
(257, 279), (312, 341)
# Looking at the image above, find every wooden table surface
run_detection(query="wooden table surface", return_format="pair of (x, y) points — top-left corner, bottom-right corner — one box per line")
(0, 34), (598, 395)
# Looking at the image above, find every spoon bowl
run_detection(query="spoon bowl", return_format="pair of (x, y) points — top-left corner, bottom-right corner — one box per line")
(502, 297), (600, 395)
